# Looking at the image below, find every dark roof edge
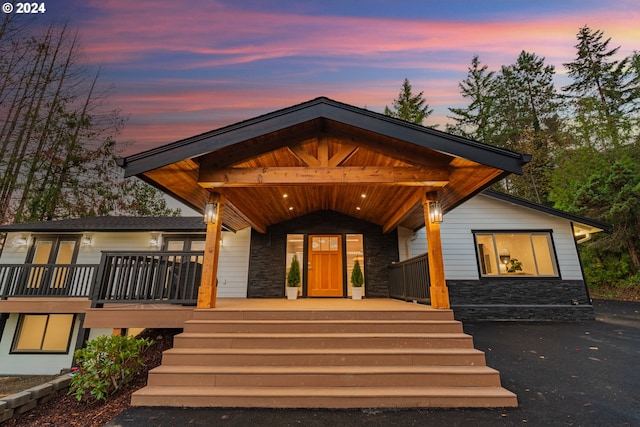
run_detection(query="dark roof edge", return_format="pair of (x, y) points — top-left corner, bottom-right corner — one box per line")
(117, 96), (530, 176)
(482, 189), (610, 231)
(0, 217), (207, 233)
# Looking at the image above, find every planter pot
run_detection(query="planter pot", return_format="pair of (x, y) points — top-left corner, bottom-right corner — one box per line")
(286, 286), (299, 300)
(351, 287), (363, 300)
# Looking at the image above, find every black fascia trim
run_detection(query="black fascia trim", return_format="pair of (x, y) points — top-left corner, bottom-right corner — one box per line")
(482, 189), (610, 232)
(120, 97), (530, 177)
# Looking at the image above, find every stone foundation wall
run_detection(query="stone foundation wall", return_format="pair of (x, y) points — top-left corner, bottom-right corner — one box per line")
(447, 279), (594, 321)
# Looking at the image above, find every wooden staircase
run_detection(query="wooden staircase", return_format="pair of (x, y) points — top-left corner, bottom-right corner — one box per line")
(131, 304), (517, 408)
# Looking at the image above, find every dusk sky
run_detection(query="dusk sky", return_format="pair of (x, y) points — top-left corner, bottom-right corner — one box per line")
(32, 0), (640, 155)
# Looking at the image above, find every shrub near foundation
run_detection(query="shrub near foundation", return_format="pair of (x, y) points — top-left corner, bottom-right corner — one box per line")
(69, 334), (154, 402)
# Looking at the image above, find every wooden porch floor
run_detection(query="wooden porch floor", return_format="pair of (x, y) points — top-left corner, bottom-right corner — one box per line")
(83, 298), (436, 329)
(203, 298), (435, 312)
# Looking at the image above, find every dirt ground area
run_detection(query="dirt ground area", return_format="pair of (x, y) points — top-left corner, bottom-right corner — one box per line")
(0, 375), (60, 398)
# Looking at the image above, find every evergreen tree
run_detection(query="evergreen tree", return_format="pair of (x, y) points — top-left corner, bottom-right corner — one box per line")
(384, 78), (433, 125)
(447, 55), (497, 142)
(350, 259), (363, 287)
(287, 255), (301, 287)
(491, 51), (562, 203)
(562, 26), (639, 148)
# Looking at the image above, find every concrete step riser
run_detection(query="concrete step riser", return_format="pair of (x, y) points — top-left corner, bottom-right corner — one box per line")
(183, 322), (463, 334)
(131, 394), (517, 409)
(161, 353), (486, 367)
(146, 372), (502, 388)
(172, 336), (474, 349)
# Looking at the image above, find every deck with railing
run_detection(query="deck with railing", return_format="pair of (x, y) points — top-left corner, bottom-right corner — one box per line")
(2, 250), (428, 307)
(1, 251), (204, 306)
(91, 251), (204, 306)
(0, 264), (98, 298)
(388, 253), (431, 304)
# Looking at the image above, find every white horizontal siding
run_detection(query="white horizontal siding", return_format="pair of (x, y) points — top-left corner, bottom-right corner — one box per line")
(76, 232), (164, 264)
(0, 232), (31, 264)
(217, 228), (250, 298)
(407, 194), (584, 281)
(0, 314), (80, 375)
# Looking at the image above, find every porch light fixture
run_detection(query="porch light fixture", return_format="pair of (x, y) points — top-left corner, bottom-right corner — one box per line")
(11, 235), (29, 248)
(204, 202), (218, 224)
(149, 232), (161, 248)
(81, 234), (93, 247)
(428, 201), (443, 224)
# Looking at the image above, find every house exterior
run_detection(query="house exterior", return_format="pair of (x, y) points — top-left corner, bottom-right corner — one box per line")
(0, 191), (604, 375)
(402, 190), (606, 321)
(0, 97), (605, 381)
(0, 217), (248, 375)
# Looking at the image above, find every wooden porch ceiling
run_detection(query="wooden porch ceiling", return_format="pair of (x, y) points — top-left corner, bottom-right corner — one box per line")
(140, 117), (509, 233)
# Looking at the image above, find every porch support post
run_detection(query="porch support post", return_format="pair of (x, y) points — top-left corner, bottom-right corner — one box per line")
(422, 192), (450, 309)
(197, 193), (225, 309)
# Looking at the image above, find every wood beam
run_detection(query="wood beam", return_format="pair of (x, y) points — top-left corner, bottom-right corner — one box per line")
(197, 193), (225, 309)
(328, 144), (358, 167)
(422, 192), (449, 309)
(287, 143), (321, 167)
(225, 198), (268, 234)
(382, 188), (425, 233)
(143, 161), (211, 211)
(199, 166), (449, 187)
(318, 135), (329, 166)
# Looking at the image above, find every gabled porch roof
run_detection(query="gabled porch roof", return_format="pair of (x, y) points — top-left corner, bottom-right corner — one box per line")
(118, 97), (530, 233)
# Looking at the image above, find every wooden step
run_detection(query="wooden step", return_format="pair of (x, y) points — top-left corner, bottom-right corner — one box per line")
(172, 332), (474, 349)
(132, 302), (517, 409)
(131, 385), (518, 408)
(191, 309), (456, 321)
(161, 347), (487, 367)
(146, 365), (502, 387)
(183, 319), (463, 333)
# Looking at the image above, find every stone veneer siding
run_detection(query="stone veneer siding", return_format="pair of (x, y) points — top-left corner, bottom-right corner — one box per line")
(447, 279), (595, 321)
(247, 210), (399, 298)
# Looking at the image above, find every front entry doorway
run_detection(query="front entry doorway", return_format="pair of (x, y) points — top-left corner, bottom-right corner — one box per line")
(284, 232), (365, 298)
(307, 235), (343, 297)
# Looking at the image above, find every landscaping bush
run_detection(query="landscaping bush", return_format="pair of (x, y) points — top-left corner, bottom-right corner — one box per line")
(69, 334), (154, 402)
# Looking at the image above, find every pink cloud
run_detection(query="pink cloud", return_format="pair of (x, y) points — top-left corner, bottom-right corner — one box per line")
(78, 2), (639, 70)
(70, 1), (639, 153)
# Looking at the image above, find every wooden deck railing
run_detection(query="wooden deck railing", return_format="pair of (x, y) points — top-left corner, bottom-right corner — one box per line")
(0, 264), (98, 298)
(388, 253), (430, 304)
(91, 251), (204, 306)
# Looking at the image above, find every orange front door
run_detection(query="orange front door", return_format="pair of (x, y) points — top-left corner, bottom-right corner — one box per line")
(307, 235), (343, 297)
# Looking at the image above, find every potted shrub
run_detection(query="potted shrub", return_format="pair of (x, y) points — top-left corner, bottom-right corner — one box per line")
(286, 254), (301, 299)
(350, 259), (364, 300)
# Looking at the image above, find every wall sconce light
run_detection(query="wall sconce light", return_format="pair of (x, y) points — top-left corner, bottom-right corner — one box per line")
(149, 232), (161, 248)
(11, 235), (29, 248)
(81, 234), (93, 247)
(204, 202), (218, 224)
(429, 201), (443, 224)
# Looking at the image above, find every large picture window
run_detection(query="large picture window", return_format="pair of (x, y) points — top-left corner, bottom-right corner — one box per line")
(12, 314), (75, 353)
(474, 231), (559, 277)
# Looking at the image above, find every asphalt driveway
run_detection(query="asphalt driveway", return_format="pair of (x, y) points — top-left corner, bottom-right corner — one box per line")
(107, 299), (640, 426)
